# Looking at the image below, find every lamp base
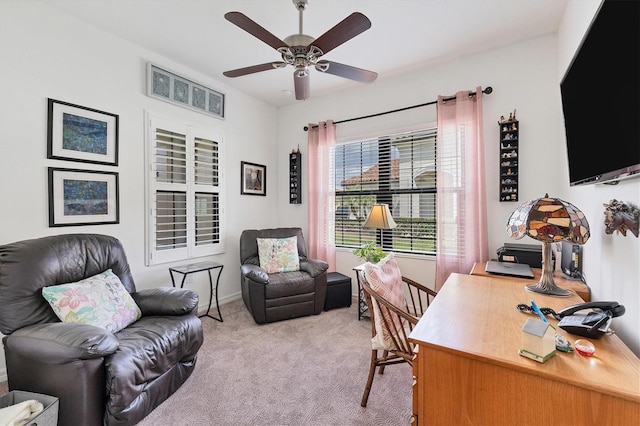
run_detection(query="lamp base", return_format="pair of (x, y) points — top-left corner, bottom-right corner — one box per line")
(525, 282), (572, 297)
(524, 241), (572, 297)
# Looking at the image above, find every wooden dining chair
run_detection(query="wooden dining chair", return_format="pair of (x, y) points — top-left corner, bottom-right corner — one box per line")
(358, 255), (438, 407)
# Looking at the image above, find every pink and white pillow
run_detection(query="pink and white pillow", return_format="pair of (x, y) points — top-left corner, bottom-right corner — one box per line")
(363, 252), (406, 350)
(257, 236), (300, 273)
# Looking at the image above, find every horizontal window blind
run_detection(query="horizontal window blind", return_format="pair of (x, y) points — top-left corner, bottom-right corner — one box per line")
(435, 122), (466, 255)
(333, 128), (437, 254)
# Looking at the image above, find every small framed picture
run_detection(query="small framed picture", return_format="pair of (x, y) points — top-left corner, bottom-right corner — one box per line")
(48, 167), (119, 227)
(47, 98), (119, 166)
(241, 161), (266, 196)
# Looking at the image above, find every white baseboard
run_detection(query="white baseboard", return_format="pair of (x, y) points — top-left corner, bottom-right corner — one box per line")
(198, 292), (241, 316)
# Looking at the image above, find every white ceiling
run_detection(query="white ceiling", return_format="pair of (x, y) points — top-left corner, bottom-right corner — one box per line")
(44, 0), (568, 108)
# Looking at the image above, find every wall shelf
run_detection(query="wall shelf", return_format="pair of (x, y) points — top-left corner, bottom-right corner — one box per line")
(289, 151), (301, 204)
(499, 118), (519, 202)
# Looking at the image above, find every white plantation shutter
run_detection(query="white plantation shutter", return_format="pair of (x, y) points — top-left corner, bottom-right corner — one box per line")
(193, 136), (221, 253)
(146, 113), (224, 265)
(154, 126), (187, 254)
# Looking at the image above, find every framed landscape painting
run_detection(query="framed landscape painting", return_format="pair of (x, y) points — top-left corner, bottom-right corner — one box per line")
(48, 167), (119, 227)
(47, 98), (119, 165)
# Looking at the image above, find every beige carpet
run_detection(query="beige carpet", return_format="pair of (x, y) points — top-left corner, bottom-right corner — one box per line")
(1, 298), (413, 425)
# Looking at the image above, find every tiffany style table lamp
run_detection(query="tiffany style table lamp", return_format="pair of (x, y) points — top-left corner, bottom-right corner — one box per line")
(506, 194), (590, 297)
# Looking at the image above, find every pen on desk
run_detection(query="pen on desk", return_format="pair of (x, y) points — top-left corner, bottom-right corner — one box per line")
(531, 300), (548, 323)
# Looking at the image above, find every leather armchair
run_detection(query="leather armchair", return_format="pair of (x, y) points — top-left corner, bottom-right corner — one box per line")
(240, 227), (328, 324)
(0, 234), (204, 426)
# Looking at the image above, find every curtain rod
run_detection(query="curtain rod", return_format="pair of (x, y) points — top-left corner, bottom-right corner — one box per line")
(303, 86), (493, 131)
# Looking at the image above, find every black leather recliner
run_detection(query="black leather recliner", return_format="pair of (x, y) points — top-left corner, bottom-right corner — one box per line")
(239, 227), (328, 324)
(0, 234), (204, 426)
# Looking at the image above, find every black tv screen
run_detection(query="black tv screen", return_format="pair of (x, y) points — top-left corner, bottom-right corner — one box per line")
(560, 0), (640, 186)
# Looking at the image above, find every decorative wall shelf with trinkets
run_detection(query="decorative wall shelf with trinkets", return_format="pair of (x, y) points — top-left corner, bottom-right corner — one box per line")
(499, 111), (519, 202)
(289, 149), (302, 204)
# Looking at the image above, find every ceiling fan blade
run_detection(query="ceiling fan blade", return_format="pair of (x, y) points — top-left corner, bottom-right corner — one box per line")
(315, 61), (377, 83)
(294, 71), (310, 101)
(223, 62), (285, 78)
(311, 12), (371, 55)
(224, 11), (288, 51)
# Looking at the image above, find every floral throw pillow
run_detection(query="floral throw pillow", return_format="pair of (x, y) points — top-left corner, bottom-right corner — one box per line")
(42, 269), (141, 333)
(257, 236), (300, 273)
(363, 252), (406, 350)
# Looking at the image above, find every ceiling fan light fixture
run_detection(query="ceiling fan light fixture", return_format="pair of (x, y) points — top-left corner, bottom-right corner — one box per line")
(223, 1), (376, 101)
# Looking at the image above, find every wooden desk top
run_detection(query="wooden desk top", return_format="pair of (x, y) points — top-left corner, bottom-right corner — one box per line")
(470, 261), (591, 301)
(409, 273), (640, 404)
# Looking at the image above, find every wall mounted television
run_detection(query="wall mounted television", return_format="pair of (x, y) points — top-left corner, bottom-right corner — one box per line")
(560, 0), (639, 186)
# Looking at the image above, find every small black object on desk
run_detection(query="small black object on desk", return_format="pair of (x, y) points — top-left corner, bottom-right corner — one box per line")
(169, 261), (223, 322)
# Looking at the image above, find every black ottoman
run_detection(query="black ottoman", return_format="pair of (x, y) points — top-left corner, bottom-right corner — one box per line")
(324, 272), (352, 311)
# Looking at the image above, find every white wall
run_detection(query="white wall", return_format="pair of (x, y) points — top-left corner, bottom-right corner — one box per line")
(0, 1), (279, 380)
(276, 2), (639, 356)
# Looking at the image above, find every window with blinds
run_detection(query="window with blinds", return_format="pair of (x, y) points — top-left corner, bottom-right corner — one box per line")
(333, 128), (437, 255)
(146, 113), (224, 265)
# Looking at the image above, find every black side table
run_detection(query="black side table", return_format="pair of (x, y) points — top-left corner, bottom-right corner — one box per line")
(169, 261), (223, 322)
(353, 264), (369, 320)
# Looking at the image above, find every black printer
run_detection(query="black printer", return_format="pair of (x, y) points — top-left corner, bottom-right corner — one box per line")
(496, 243), (544, 268)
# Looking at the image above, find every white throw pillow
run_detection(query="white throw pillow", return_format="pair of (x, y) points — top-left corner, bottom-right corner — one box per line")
(42, 269), (141, 333)
(256, 236), (300, 273)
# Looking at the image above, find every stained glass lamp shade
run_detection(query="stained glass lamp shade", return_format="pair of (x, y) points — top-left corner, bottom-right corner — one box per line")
(506, 194), (590, 297)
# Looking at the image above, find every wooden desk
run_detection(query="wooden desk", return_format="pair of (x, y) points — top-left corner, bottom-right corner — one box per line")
(471, 261), (591, 301)
(409, 273), (640, 425)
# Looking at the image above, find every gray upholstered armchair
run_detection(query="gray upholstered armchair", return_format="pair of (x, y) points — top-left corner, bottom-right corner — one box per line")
(239, 227), (328, 324)
(0, 234), (203, 426)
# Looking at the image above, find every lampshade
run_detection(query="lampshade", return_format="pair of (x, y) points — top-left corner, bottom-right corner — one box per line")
(506, 194), (590, 297)
(363, 204), (397, 230)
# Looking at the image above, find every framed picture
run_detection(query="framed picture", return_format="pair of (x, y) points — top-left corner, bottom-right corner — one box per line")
(147, 63), (225, 119)
(48, 167), (119, 227)
(47, 98), (119, 166)
(241, 161), (266, 196)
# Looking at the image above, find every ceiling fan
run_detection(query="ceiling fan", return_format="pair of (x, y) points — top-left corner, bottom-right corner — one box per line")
(223, 0), (378, 101)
